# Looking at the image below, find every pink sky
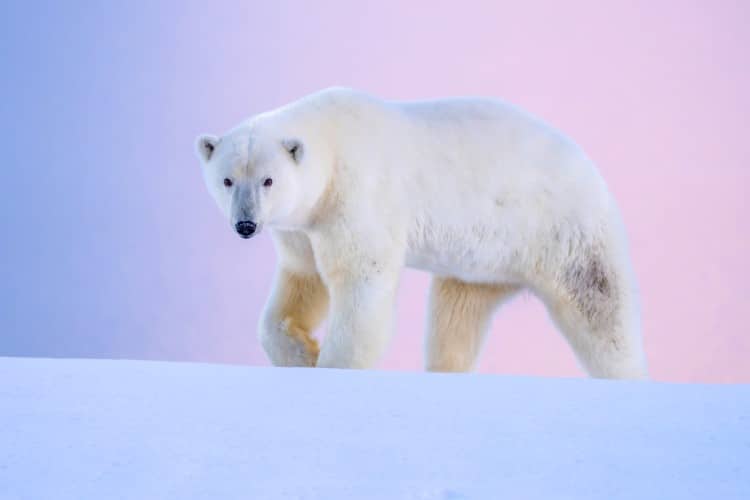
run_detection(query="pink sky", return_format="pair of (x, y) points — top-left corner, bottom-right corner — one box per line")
(4, 1), (746, 383)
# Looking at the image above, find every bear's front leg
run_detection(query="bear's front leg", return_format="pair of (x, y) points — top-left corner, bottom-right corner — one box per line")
(310, 213), (406, 369)
(258, 268), (329, 367)
(316, 268), (400, 369)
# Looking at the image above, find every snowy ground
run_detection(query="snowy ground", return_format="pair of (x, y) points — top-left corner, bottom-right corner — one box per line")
(0, 358), (748, 499)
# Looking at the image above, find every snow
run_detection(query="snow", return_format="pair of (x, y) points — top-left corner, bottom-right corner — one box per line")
(0, 357), (748, 500)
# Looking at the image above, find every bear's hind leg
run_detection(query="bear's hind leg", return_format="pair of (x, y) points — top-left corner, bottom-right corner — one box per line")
(425, 277), (520, 372)
(540, 254), (648, 379)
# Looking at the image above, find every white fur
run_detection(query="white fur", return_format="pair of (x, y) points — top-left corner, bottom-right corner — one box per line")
(196, 87), (648, 379)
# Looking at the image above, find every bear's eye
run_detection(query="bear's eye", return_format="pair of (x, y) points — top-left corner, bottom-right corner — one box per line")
(223, 178), (233, 187)
(263, 178), (273, 187)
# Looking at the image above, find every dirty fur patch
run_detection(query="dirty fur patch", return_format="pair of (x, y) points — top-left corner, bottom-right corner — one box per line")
(562, 247), (618, 329)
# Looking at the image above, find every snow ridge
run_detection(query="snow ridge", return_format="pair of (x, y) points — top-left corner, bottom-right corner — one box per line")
(1, 357), (748, 499)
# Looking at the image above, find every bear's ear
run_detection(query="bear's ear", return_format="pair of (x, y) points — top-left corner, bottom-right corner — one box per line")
(196, 134), (219, 162)
(282, 138), (304, 164)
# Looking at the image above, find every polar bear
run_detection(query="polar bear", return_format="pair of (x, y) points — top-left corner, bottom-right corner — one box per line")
(195, 87), (648, 379)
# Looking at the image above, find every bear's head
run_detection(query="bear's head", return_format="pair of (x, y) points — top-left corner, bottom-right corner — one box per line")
(195, 122), (322, 239)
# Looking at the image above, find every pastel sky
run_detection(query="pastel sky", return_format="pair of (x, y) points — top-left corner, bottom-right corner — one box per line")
(1, 1), (748, 382)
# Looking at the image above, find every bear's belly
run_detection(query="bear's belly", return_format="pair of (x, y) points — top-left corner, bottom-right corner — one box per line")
(404, 217), (525, 284)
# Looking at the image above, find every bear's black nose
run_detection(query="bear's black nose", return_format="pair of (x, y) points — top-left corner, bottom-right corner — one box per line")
(235, 220), (257, 238)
